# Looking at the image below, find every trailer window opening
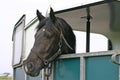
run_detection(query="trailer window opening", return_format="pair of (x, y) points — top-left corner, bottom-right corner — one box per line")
(12, 15), (25, 66)
(74, 31), (109, 53)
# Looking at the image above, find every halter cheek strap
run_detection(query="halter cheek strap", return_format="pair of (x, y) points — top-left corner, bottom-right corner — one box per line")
(60, 31), (73, 50)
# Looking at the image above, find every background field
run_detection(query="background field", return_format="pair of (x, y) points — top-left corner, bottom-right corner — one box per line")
(0, 77), (12, 80)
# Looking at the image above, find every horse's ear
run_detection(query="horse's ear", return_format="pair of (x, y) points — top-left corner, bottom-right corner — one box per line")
(50, 7), (56, 23)
(36, 10), (45, 21)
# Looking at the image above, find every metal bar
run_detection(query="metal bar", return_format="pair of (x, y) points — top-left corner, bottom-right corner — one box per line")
(80, 57), (86, 80)
(59, 50), (119, 59)
(86, 7), (91, 52)
(108, 39), (113, 50)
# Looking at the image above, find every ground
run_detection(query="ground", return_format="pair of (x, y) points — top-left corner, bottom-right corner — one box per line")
(0, 76), (12, 80)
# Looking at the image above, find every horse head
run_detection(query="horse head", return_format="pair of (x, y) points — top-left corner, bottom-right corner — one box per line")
(23, 8), (76, 77)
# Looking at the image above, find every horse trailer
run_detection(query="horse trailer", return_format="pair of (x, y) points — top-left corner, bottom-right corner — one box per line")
(12, 0), (120, 80)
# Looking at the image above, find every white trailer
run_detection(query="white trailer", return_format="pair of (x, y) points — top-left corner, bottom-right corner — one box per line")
(12, 0), (120, 80)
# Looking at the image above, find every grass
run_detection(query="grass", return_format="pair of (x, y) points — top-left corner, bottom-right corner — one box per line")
(0, 76), (12, 80)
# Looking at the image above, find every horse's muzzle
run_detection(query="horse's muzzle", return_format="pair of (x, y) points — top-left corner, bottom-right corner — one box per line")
(23, 61), (39, 77)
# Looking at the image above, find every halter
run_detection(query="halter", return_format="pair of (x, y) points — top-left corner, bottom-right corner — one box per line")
(31, 30), (73, 67)
(31, 19), (74, 68)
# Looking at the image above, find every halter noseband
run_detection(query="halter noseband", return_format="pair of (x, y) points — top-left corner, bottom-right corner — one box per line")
(31, 49), (61, 67)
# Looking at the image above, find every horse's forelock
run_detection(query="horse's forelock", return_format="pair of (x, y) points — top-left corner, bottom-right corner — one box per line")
(36, 17), (69, 34)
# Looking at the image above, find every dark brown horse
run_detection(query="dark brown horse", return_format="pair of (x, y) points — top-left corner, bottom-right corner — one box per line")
(23, 8), (76, 77)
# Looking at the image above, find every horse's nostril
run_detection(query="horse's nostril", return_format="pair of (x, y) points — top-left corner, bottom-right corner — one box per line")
(27, 62), (34, 72)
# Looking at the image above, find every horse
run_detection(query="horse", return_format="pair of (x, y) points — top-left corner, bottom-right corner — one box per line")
(23, 8), (76, 77)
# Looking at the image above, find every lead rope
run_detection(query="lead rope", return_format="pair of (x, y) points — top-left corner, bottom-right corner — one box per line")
(44, 63), (52, 80)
